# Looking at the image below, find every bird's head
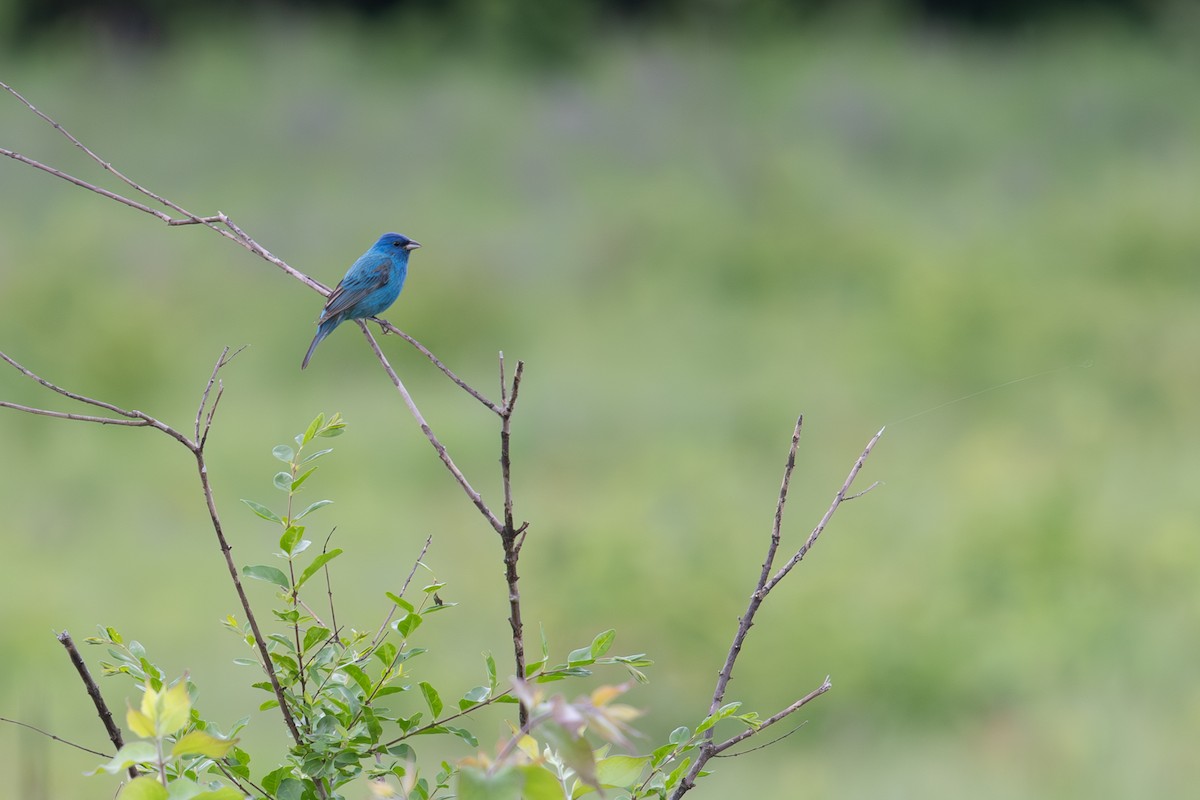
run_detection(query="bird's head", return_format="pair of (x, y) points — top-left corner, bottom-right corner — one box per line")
(376, 232), (421, 253)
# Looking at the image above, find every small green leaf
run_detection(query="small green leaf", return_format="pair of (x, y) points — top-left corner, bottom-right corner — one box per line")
(341, 664), (373, 696)
(386, 592), (414, 612)
(295, 549), (342, 591)
(318, 414), (346, 437)
(595, 755), (649, 789)
(460, 685), (490, 708)
(273, 471), (294, 491)
(445, 725), (478, 747)
(302, 414), (324, 446)
(567, 646), (593, 666)
(395, 611), (422, 637)
(458, 766), (522, 800)
(279, 526), (304, 555)
(191, 789), (247, 800)
(419, 681), (443, 717)
(665, 757), (691, 789)
(288, 466), (318, 493)
(668, 726), (691, 745)
(302, 627), (331, 653)
(299, 447), (334, 465)
(519, 765), (563, 800)
(485, 652), (497, 691)
(589, 629), (616, 659)
(422, 582), (446, 594)
(89, 741), (157, 775)
(241, 499), (282, 525)
(272, 445), (295, 463)
(115, 776), (168, 800)
(243, 565), (289, 589)
(294, 499), (332, 521)
(171, 729), (237, 759)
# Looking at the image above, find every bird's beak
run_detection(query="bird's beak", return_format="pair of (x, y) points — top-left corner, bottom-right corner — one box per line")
(404, 241), (421, 251)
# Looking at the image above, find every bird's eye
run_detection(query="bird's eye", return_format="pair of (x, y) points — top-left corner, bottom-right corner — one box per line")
(393, 240), (403, 247)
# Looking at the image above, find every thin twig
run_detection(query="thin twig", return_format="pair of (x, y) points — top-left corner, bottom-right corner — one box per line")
(499, 357), (528, 723)
(369, 535), (433, 653)
(0, 401), (147, 426)
(762, 427), (885, 595)
(710, 676), (831, 756)
(0, 716), (109, 759)
(712, 719), (807, 758)
(706, 416), (803, 719)
(56, 631), (136, 779)
(669, 424), (884, 800)
(380, 320), (501, 414)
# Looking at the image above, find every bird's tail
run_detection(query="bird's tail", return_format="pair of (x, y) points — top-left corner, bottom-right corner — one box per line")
(301, 319), (338, 370)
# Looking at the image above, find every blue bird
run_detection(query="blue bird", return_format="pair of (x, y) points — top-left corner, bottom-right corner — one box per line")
(301, 232), (421, 369)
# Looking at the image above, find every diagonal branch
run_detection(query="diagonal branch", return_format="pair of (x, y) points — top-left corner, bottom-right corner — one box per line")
(357, 321), (504, 535)
(55, 630), (136, 779)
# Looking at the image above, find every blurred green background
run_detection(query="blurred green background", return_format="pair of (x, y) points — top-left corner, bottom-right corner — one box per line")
(2, 2), (1199, 797)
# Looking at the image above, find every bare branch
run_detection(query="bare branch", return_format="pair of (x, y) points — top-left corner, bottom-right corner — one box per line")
(55, 631), (135, 779)
(710, 676), (832, 756)
(763, 426), (885, 595)
(0, 401), (147, 426)
(669, 424), (884, 800)
(357, 321), (504, 534)
(0, 716), (110, 759)
(380, 320), (501, 414)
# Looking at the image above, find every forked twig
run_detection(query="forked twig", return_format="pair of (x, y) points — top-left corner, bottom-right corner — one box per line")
(669, 423), (884, 799)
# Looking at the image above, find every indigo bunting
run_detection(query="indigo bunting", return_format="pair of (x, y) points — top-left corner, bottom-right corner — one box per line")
(301, 232), (421, 369)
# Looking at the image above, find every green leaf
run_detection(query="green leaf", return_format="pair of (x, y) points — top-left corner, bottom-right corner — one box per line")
(422, 582), (446, 594)
(294, 498), (332, 520)
(589, 629), (616, 659)
(89, 741), (158, 775)
(242, 565), (289, 589)
(395, 611), (422, 637)
(171, 730), (237, 759)
(567, 646), (594, 666)
(668, 726), (691, 745)
(386, 593), (414, 612)
(240, 499), (282, 525)
(460, 685), (490, 708)
(485, 652), (498, 691)
(289, 466), (318, 493)
(341, 664), (373, 696)
(694, 702), (741, 736)
(445, 725), (479, 747)
(115, 776), (168, 800)
(272, 445), (295, 464)
(318, 414), (346, 437)
(294, 549), (343, 591)
(458, 766), (523, 800)
(299, 447), (334, 465)
(191, 789), (247, 800)
(419, 681), (443, 717)
(273, 471), (293, 492)
(302, 414), (324, 446)
(665, 757), (691, 789)
(518, 765), (563, 800)
(279, 526), (304, 555)
(595, 755), (649, 789)
(302, 626), (331, 653)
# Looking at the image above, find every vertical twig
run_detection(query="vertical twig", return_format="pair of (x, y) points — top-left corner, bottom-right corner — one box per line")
(499, 357), (528, 724)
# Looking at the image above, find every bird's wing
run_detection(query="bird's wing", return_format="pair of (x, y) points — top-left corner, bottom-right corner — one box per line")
(321, 256), (392, 319)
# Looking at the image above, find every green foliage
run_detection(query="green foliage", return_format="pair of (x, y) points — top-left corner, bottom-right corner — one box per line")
(82, 415), (700, 800)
